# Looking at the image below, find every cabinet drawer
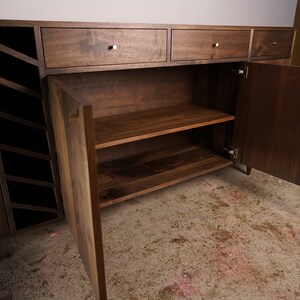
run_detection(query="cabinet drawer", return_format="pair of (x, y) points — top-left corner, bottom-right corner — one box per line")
(251, 30), (294, 59)
(171, 30), (250, 61)
(42, 28), (167, 68)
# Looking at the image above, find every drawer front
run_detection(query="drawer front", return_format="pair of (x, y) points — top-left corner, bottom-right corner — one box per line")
(42, 28), (167, 68)
(171, 30), (250, 61)
(251, 30), (294, 59)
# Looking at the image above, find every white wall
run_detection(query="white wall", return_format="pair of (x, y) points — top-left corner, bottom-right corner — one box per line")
(0, 0), (298, 27)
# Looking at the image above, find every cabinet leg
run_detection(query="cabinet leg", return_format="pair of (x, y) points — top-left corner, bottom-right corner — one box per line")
(246, 166), (252, 175)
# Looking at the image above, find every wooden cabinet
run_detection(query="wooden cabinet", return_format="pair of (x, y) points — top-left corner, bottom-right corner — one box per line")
(0, 20), (297, 300)
(50, 65), (237, 209)
(45, 24), (297, 300)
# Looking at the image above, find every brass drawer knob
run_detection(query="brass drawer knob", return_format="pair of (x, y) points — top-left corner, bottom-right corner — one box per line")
(272, 41), (277, 46)
(212, 42), (220, 48)
(109, 44), (118, 50)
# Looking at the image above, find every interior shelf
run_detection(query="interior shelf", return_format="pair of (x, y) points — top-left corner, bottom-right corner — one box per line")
(11, 203), (58, 214)
(0, 52), (41, 92)
(98, 142), (232, 207)
(0, 84), (45, 124)
(0, 77), (42, 99)
(12, 208), (58, 231)
(0, 112), (46, 130)
(6, 175), (55, 188)
(0, 144), (50, 160)
(0, 26), (38, 59)
(1, 151), (53, 182)
(0, 44), (39, 66)
(0, 118), (50, 155)
(7, 181), (57, 208)
(94, 104), (235, 149)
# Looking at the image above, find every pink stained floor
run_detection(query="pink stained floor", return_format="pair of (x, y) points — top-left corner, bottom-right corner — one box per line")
(1, 167), (300, 300)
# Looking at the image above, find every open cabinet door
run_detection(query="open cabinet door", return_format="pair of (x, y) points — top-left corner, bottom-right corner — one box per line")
(48, 77), (107, 300)
(234, 62), (300, 185)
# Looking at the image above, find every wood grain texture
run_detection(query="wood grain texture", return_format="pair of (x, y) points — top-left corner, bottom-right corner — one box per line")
(233, 62), (300, 185)
(171, 30), (250, 61)
(96, 132), (190, 163)
(255, 58), (291, 65)
(48, 77), (107, 300)
(251, 30), (294, 59)
(98, 143), (232, 207)
(0, 44), (39, 66)
(93, 104), (235, 149)
(57, 67), (194, 118)
(0, 77), (42, 99)
(42, 28), (167, 68)
(292, 0), (300, 65)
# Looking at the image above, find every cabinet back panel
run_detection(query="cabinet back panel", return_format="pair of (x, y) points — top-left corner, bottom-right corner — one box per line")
(57, 66), (195, 118)
(97, 132), (190, 163)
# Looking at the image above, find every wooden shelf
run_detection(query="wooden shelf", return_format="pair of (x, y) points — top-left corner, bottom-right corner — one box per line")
(5, 175), (55, 188)
(0, 112), (46, 130)
(0, 44), (39, 66)
(94, 104), (234, 149)
(0, 144), (50, 160)
(0, 77), (42, 99)
(98, 143), (232, 207)
(11, 203), (58, 214)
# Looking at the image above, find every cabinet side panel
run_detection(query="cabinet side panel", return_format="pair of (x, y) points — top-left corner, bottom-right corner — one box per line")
(0, 190), (9, 236)
(48, 78), (107, 300)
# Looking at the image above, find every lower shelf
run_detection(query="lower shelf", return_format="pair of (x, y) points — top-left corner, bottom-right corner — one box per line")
(98, 143), (232, 208)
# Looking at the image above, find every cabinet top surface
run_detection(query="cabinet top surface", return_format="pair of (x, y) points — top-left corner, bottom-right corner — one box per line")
(0, 19), (294, 30)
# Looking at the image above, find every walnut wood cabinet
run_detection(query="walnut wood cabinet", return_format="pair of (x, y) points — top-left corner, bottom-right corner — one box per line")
(0, 21), (298, 299)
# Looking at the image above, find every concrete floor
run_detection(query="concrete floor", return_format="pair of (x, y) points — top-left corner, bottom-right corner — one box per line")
(0, 167), (300, 300)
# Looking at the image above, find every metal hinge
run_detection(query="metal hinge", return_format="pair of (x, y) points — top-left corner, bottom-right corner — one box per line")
(232, 66), (248, 79)
(224, 147), (239, 160)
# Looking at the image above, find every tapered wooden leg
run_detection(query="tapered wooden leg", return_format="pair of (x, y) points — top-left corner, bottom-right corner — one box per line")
(246, 166), (252, 175)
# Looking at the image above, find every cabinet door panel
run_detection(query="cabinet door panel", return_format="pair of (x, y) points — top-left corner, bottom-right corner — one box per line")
(48, 77), (107, 299)
(234, 62), (300, 185)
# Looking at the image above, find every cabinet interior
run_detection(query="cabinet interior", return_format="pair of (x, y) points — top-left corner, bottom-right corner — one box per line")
(0, 84), (45, 124)
(0, 26), (38, 59)
(0, 51), (41, 92)
(54, 62), (241, 207)
(0, 24), (62, 234)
